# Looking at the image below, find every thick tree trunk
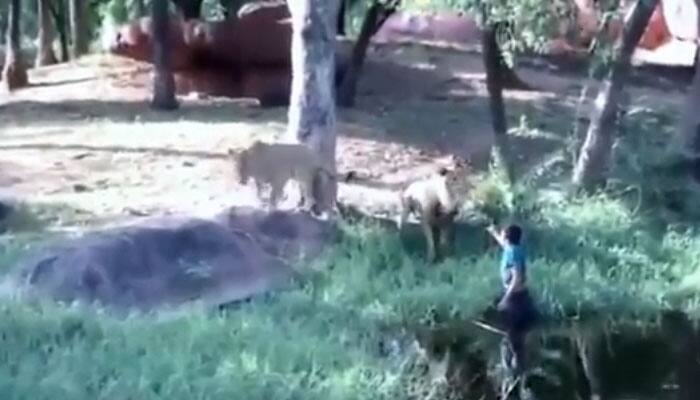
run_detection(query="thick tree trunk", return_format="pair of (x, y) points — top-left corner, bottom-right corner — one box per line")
(572, 0), (659, 192)
(337, 0), (396, 107)
(676, 1), (700, 182)
(69, 0), (89, 58)
(171, 0), (203, 19)
(2, 0), (29, 91)
(286, 0), (340, 213)
(36, 0), (59, 67)
(151, 0), (179, 110)
(482, 23), (515, 183)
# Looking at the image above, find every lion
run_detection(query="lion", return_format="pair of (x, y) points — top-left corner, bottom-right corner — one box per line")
(398, 157), (471, 262)
(228, 140), (340, 214)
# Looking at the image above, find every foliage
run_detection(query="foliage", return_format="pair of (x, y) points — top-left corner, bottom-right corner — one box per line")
(397, 0), (572, 66)
(98, 0), (132, 27)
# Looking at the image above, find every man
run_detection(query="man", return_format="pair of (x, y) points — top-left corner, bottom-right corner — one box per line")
(487, 224), (538, 397)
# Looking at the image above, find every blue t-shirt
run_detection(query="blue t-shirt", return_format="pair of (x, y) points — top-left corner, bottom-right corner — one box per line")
(500, 244), (526, 289)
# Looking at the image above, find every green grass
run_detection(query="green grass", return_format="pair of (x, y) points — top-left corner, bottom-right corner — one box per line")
(1, 185), (699, 399)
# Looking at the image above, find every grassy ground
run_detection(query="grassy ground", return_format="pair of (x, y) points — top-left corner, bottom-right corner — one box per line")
(1, 187), (699, 399)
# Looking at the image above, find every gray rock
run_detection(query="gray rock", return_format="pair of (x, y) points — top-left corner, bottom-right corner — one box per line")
(8, 206), (338, 312)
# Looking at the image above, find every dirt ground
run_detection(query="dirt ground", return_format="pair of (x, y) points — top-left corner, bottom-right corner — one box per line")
(0, 40), (690, 229)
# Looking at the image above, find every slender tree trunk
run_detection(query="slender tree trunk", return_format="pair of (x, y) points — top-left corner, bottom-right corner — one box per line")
(50, 0), (70, 62)
(482, 23), (515, 183)
(219, 0), (230, 19)
(286, 0), (340, 213)
(0, 11), (7, 42)
(36, 0), (59, 67)
(660, 311), (700, 400)
(576, 331), (605, 400)
(151, 0), (179, 110)
(69, 0), (89, 58)
(572, 0), (659, 192)
(675, 0), (700, 182)
(130, 0), (146, 19)
(337, 0), (346, 35)
(337, 0), (397, 107)
(2, 0), (29, 91)
(171, 0), (203, 19)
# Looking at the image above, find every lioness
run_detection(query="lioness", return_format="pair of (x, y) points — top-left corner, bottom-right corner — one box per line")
(228, 140), (338, 213)
(398, 157), (470, 262)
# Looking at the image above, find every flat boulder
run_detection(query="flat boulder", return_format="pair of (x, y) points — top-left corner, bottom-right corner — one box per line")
(8, 207), (338, 312)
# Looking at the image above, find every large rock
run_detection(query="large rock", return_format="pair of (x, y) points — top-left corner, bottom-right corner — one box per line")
(373, 10), (481, 46)
(8, 207), (338, 312)
(108, 3), (348, 105)
(110, 4), (293, 70)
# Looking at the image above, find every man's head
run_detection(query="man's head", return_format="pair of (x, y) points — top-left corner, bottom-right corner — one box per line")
(503, 224), (522, 245)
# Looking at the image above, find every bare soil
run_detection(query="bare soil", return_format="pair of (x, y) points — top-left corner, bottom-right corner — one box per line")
(0, 41), (689, 229)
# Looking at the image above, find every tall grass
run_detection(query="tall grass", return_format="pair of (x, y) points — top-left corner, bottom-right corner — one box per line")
(1, 179), (700, 399)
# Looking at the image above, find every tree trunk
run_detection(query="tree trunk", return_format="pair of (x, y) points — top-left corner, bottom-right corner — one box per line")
(69, 0), (89, 58)
(50, 0), (70, 62)
(286, 0), (340, 213)
(2, 0), (29, 91)
(576, 331), (605, 400)
(130, 0), (146, 19)
(482, 23), (515, 183)
(572, 0), (659, 192)
(36, 0), (59, 67)
(171, 0), (203, 19)
(660, 311), (700, 400)
(151, 0), (179, 110)
(337, 0), (346, 36)
(337, 0), (396, 107)
(675, 0), (700, 183)
(0, 11), (7, 42)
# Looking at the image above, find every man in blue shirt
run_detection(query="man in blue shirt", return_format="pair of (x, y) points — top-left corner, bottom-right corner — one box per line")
(487, 224), (538, 389)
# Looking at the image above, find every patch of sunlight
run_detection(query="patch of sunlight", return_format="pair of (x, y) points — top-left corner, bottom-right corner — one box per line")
(409, 61), (438, 71)
(680, 269), (700, 293)
(1, 119), (285, 153)
(0, 127), (74, 139)
(507, 90), (558, 102)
